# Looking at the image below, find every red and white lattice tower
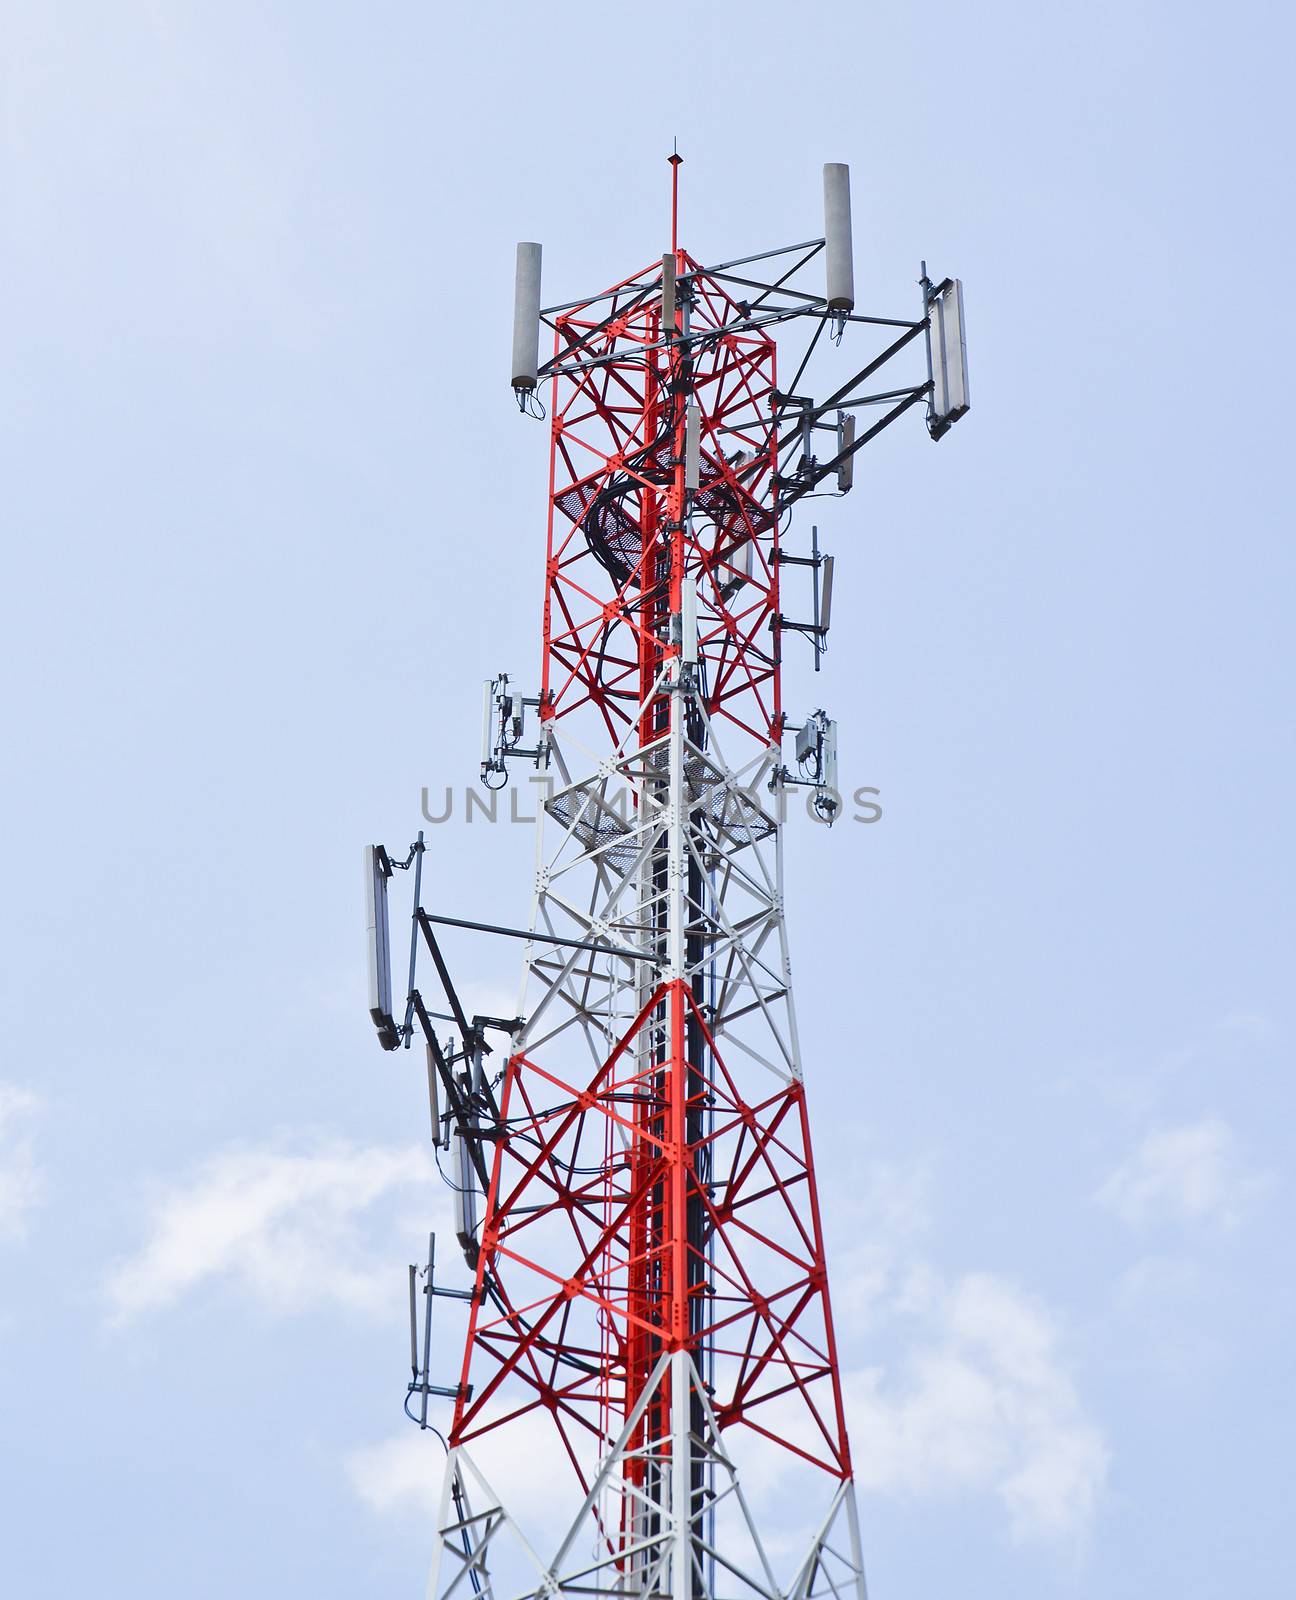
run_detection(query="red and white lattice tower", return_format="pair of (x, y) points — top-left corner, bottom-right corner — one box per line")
(399, 156), (969, 1600)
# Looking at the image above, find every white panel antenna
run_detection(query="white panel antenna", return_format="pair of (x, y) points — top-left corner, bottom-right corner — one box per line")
(425, 1039), (444, 1148)
(684, 402), (701, 489)
(836, 411), (855, 491)
(818, 555), (835, 635)
(680, 575), (698, 666)
(364, 845), (399, 1050)
(453, 1125), (479, 1266)
(929, 277), (970, 431)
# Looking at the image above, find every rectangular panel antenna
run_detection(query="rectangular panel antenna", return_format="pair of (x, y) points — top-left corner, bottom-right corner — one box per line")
(453, 1128), (478, 1265)
(836, 413), (855, 492)
(681, 576), (698, 666)
(480, 679), (495, 768)
(684, 403), (701, 490)
(364, 845), (399, 1050)
(930, 278), (970, 428)
(821, 718), (839, 796)
(819, 555), (835, 635)
(425, 1039), (443, 1146)
(662, 252), (676, 336)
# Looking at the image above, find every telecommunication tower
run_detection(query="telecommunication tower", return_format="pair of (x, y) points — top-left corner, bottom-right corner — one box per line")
(365, 157), (969, 1600)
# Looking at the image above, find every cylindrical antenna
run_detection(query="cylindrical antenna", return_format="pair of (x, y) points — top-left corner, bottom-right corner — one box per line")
(822, 164), (855, 314)
(511, 242), (543, 390)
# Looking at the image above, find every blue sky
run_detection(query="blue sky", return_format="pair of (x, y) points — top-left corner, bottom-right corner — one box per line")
(2, 2), (1292, 1595)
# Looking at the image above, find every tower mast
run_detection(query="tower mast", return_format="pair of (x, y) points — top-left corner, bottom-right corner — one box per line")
(367, 155), (970, 1600)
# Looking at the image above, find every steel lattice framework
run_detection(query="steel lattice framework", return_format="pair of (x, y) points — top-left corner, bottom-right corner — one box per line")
(542, 249), (781, 749)
(368, 157), (969, 1600)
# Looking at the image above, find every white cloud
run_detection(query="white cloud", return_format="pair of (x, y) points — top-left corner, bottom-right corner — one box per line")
(829, 1158), (931, 1331)
(1107, 1254), (1216, 1379)
(792, 1157), (1108, 1544)
(346, 1432), (442, 1518)
(1096, 1118), (1267, 1229)
(1217, 1012), (1274, 1042)
(0, 1083), (44, 1241)
(108, 1137), (444, 1321)
(347, 1408), (578, 1536)
(845, 1273), (1108, 1543)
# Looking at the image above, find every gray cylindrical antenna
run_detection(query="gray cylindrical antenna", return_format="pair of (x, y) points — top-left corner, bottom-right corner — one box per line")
(511, 242), (543, 390)
(822, 164), (855, 313)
